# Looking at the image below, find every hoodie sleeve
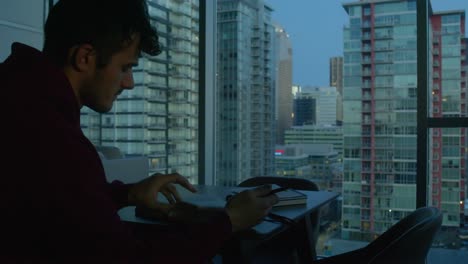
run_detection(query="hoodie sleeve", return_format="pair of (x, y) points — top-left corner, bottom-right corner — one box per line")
(107, 180), (134, 209)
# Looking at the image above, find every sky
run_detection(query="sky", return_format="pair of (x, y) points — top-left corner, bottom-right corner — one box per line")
(265, 0), (468, 87)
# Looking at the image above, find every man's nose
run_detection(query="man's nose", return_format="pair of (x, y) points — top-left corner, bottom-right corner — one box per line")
(121, 72), (134, 89)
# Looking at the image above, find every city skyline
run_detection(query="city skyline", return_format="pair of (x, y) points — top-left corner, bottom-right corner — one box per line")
(265, 0), (468, 87)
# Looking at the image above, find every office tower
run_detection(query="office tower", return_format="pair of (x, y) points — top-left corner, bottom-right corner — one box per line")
(336, 93), (344, 126)
(330, 57), (344, 124)
(342, 0), (466, 241)
(330, 57), (344, 95)
(274, 24), (293, 144)
(293, 95), (316, 126)
(81, 1), (201, 181)
(216, 0), (275, 186)
(296, 86), (339, 126)
(429, 10), (466, 227)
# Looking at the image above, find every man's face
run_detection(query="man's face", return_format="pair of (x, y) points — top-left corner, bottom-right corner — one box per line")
(82, 34), (140, 113)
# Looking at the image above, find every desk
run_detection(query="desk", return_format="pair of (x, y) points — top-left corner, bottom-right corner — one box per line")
(119, 185), (339, 263)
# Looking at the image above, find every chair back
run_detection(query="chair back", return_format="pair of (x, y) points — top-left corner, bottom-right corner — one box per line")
(365, 206), (442, 264)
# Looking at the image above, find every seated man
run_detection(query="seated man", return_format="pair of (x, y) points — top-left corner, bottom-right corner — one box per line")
(0, 0), (278, 263)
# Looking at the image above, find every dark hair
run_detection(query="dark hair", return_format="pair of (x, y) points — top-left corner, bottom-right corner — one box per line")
(43, 0), (161, 68)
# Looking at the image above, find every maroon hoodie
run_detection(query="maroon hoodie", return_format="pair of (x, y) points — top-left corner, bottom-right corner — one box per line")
(0, 43), (232, 263)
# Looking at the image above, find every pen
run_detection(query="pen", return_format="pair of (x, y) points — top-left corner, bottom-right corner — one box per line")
(261, 186), (289, 197)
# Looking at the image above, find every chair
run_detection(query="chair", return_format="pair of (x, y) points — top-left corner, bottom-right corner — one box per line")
(315, 206), (442, 264)
(238, 176), (321, 262)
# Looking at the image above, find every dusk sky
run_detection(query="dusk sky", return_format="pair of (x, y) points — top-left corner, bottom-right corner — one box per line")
(265, 0), (468, 87)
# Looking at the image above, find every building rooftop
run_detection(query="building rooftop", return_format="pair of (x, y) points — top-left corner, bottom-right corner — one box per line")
(432, 10), (466, 16)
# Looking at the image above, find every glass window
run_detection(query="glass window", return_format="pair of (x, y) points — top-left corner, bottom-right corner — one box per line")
(442, 14), (461, 24)
(441, 46), (461, 57)
(5, 0), (466, 261)
(442, 25), (461, 34)
(442, 57), (461, 69)
(442, 34), (460, 45)
(394, 25), (417, 37)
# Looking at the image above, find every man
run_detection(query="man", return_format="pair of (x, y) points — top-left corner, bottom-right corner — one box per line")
(0, 0), (277, 262)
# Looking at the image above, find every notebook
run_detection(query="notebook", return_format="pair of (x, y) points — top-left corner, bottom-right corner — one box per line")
(270, 184), (307, 207)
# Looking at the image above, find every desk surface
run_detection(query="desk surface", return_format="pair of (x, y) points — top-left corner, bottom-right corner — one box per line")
(119, 184), (339, 236)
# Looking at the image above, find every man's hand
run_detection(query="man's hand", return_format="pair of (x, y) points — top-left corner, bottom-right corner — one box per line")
(128, 173), (197, 214)
(225, 185), (279, 232)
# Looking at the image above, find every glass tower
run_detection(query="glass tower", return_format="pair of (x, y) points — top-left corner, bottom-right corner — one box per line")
(274, 25), (293, 145)
(216, 0), (275, 186)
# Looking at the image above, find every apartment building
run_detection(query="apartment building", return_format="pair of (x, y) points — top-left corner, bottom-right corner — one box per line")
(342, 0), (466, 241)
(216, 0), (275, 186)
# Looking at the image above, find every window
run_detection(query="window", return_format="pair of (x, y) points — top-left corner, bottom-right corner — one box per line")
(2, 0), (467, 262)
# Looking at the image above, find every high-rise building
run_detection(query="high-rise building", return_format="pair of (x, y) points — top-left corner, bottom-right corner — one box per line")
(295, 86), (339, 126)
(429, 10), (466, 227)
(330, 57), (344, 95)
(274, 24), (293, 145)
(216, 0), (275, 186)
(342, 0), (466, 241)
(342, 0), (419, 241)
(330, 57), (344, 124)
(81, 0), (201, 181)
(293, 94), (316, 126)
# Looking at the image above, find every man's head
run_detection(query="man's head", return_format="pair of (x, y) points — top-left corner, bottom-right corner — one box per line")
(43, 0), (161, 112)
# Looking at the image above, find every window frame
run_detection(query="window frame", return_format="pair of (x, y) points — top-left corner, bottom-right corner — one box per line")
(416, 0), (468, 207)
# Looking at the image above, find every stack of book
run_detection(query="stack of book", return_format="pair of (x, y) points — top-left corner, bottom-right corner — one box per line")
(271, 184), (307, 207)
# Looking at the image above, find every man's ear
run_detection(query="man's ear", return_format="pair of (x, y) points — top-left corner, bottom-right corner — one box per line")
(68, 44), (96, 72)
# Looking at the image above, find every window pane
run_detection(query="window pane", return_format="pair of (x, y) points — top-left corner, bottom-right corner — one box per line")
(429, 127), (467, 249)
(0, 0), (45, 60)
(3, 0), (466, 261)
(430, 11), (466, 118)
(266, 0), (467, 261)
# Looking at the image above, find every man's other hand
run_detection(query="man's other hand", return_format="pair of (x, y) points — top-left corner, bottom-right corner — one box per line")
(225, 185), (279, 232)
(128, 172), (197, 214)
